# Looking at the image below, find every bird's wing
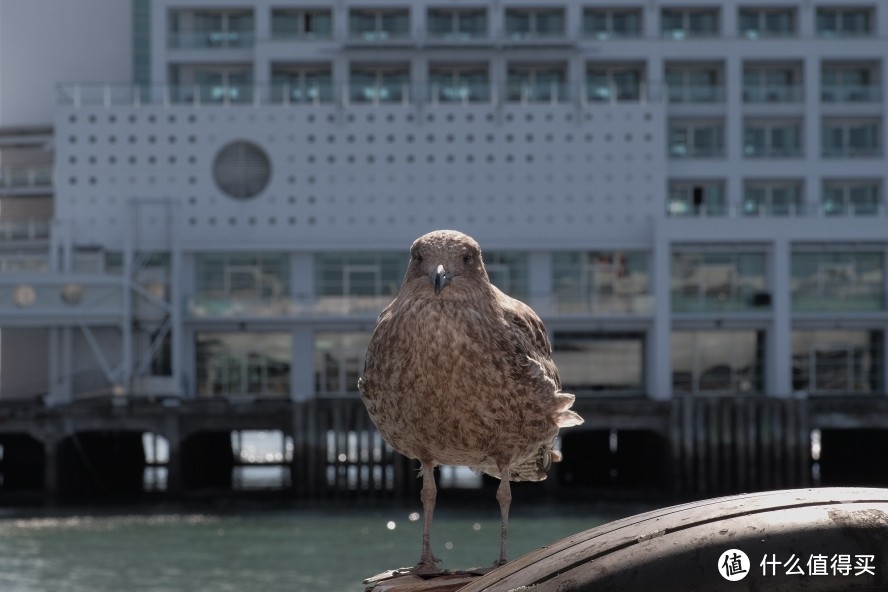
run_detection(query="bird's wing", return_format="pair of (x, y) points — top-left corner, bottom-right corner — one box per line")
(494, 286), (583, 428)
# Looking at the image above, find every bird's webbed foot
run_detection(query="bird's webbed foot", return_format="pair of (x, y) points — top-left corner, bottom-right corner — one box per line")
(396, 555), (444, 577)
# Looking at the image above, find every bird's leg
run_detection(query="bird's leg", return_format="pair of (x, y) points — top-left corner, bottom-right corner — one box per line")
(407, 463), (441, 575)
(494, 465), (512, 567)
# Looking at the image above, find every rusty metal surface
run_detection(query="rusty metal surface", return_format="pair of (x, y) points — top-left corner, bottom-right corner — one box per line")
(462, 487), (888, 591)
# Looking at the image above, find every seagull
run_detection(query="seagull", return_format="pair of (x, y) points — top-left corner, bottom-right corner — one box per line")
(358, 230), (583, 574)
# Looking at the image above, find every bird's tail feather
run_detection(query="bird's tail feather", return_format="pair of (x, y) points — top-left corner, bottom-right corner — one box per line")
(554, 392), (584, 427)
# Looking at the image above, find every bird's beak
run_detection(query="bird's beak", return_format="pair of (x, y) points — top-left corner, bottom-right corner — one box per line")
(432, 264), (451, 295)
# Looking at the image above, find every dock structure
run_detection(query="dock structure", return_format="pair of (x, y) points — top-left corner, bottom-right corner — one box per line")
(2, 395), (888, 502)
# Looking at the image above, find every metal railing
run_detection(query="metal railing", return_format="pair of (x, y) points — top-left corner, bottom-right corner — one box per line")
(168, 30), (255, 49)
(0, 219), (51, 241)
(58, 82), (665, 108)
(742, 85), (804, 103)
(0, 165), (53, 191)
(821, 84), (882, 103)
(666, 201), (888, 219)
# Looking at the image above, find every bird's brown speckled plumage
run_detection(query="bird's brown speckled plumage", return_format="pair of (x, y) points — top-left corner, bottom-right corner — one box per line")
(358, 229), (583, 572)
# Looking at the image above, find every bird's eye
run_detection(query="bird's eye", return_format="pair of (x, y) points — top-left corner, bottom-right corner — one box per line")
(463, 254), (474, 264)
(413, 253), (423, 263)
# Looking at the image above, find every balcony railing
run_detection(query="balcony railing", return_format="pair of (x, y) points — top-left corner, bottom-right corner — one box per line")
(0, 218), (51, 241)
(667, 85), (725, 103)
(168, 30), (255, 48)
(58, 82), (663, 108)
(821, 84), (882, 103)
(0, 165), (53, 192)
(666, 202), (888, 218)
(742, 85), (804, 103)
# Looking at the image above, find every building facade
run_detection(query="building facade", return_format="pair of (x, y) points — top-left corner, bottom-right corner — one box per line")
(2, 0), (887, 404)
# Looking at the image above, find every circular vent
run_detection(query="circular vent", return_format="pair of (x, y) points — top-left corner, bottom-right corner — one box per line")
(213, 141), (271, 199)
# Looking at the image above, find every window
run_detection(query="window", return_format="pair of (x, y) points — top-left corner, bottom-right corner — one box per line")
(661, 8), (719, 39)
(552, 333), (645, 394)
(271, 9), (332, 39)
(743, 180), (803, 216)
(504, 8), (565, 38)
(506, 64), (568, 102)
(482, 251), (529, 300)
(667, 181), (725, 216)
(672, 331), (764, 394)
(429, 64), (489, 103)
(196, 333), (291, 397)
(822, 180), (881, 216)
(817, 7), (874, 37)
(743, 63), (803, 103)
(349, 65), (410, 103)
(315, 252), (404, 314)
(791, 250), (884, 311)
(169, 9), (255, 48)
(666, 65), (724, 103)
(792, 331), (883, 394)
(271, 64), (332, 103)
(822, 119), (881, 157)
(744, 119), (802, 158)
(671, 250), (768, 312)
(315, 332), (371, 395)
(583, 8), (642, 39)
(822, 63), (881, 103)
(552, 251), (650, 314)
(349, 8), (410, 40)
(586, 64), (643, 102)
(193, 253), (288, 316)
(171, 67), (253, 104)
(738, 7), (796, 38)
(669, 120), (725, 158)
(427, 8), (487, 39)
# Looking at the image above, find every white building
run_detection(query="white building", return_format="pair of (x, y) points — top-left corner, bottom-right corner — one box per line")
(1, 0), (886, 404)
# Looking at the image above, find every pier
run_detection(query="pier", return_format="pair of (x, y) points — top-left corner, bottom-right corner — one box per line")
(2, 395), (888, 503)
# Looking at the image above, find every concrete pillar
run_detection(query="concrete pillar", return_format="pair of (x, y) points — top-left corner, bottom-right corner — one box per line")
(292, 326), (315, 401)
(527, 251), (553, 314)
(649, 231), (672, 400)
(769, 238), (792, 397)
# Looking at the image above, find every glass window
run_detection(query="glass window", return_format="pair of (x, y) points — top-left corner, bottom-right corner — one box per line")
(672, 331), (764, 394)
(552, 333), (644, 394)
(315, 332), (371, 395)
(743, 64), (802, 102)
(482, 251), (529, 300)
(672, 251), (768, 313)
(196, 332), (291, 397)
(349, 65), (410, 103)
(822, 64), (881, 103)
(552, 251), (650, 314)
(350, 9), (410, 40)
(662, 8), (719, 38)
(743, 180), (803, 216)
(429, 65), (489, 102)
(821, 180), (881, 216)
(817, 8), (873, 37)
(193, 253), (288, 316)
(743, 120), (802, 158)
(666, 66), (723, 103)
(822, 119), (881, 157)
(586, 65), (642, 102)
(586, 8), (643, 38)
(315, 252), (404, 313)
(428, 9), (487, 38)
(668, 181), (725, 216)
(792, 331), (883, 394)
(271, 65), (333, 103)
(669, 120), (725, 158)
(791, 250), (884, 311)
(271, 9), (332, 38)
(506, 65), (567, 102)
(505, 8), (565, 37)
(739, 8), (796, 37)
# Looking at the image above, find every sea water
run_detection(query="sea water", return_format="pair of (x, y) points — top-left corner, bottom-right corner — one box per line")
(0, 501), (651, 592)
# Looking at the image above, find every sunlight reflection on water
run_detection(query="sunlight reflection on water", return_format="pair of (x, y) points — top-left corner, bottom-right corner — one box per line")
(0, 502), (652, 592)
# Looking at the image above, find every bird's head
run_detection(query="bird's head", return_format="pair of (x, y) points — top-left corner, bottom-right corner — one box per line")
(403, 230), (489, 301)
